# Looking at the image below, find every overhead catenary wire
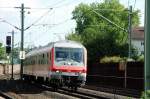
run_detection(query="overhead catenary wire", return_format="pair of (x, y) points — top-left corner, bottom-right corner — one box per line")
(46, 0), (67, 8)
(24, 9), (55, 38)
(0, 20), (20, 30)
(31, 19), (72, 45)
(133, 0), (136, 10)
(33, 18), (71, 27)
(92, 9), (128, 32)
(26, 0), (66, 10)
(32, 18), (72, 37)
(0, 6), (15, 9)
(17, 0), (78, 10)
(53, 0), (79, 8)
(24, 8), (53, 31)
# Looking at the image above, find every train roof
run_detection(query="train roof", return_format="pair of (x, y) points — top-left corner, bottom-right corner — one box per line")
(54, 40), (84, 48)
(25, 40), (85, 58)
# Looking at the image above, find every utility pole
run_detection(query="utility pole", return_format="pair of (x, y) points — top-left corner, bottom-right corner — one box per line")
(128, 6), (132, 59)
(20, 3), (24, 80)
(14, 4), (26, 80)
(11, 30), (14, 80)
(145, 0), (150, 97)
(8, 30), (14, 80)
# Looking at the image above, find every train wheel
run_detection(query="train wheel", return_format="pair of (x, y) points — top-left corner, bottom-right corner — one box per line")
(52, 84), (58, 91)
(70, 86), (78, 92)
(74, 86), (77, 91)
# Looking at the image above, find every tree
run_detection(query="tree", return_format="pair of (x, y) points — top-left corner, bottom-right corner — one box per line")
(67, 0), (140, 62)
(0, 43), (5, 60)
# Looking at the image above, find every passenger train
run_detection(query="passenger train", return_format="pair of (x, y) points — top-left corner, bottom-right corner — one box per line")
(23, 40), (87, 90)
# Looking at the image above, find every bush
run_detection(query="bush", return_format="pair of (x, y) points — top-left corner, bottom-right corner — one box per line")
(141, 90), (150, 99)
(137, 55), (144, 62)
(100, 56), (125, 63)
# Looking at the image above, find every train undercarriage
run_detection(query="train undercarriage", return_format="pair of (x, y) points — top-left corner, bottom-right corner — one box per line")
(22, 74), (85, 91)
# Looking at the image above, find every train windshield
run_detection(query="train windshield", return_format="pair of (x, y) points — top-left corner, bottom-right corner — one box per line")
(55, 47), (84, 66)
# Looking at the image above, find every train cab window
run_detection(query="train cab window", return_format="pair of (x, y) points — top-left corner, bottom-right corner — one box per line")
(55, 47), (84, 66)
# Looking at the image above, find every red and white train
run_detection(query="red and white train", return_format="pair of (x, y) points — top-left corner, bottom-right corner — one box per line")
(23, 40), (87, 90)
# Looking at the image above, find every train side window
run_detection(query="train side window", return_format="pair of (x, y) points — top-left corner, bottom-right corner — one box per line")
(31, 57), (32, 65)
(40, 55), (42, 64)
(49, 52), (51, 64)
(38, 55), (40, 64)
(41, 54), (43, 64)
(41, 55), (43, 64)
(50, 52), (51, 60)
(31, 57), (33, 65)
(42, 54), (44, 64)
(43, 54), (44, 58)
(31, 58), (33, 65)
(47, 53), (49, 58)
(41, 59), (43, 64)
(38, 60), (40, 64)
(35, 56), (37, 64)
(44, 54), (46, 64)
(33, 60), (34, 65)
(41, 59), (42, 64)
(33, 57), (34, 65)
(29, 58), (30, 65)
(46, 53), (49, 64)
(43, 53), (45, 64)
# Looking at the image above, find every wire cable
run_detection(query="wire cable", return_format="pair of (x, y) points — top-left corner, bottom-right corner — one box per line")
(0, 6), (14, 8)
(53, 0), (79, 8)
(33, 18), (71, 27)
(24, 8), (53, 31)
(46, 0), (66, 8)
(133, 0), (136, 10)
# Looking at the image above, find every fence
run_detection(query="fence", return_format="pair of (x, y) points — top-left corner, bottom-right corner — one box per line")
(87, 62), (144, 90)
(0, 64), (20, 75)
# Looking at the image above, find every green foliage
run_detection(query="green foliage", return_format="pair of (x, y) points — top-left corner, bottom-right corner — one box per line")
(67, 0), (140, 63)
(66, 33), (83, 43)
(100, 56), (124, 63)
(137, 55), (144, 62)
(0, 43), (6, 60)
(13, 47), (21, 64)
(141, 90), (150, 99)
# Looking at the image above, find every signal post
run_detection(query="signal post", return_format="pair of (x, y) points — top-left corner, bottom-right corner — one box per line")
(145, 0), (150, 97)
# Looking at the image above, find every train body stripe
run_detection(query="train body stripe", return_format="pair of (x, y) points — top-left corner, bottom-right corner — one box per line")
(51, 65), (86, 73)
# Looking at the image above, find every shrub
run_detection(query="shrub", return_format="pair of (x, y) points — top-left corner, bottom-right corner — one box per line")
(141, 90), (150, 99)
(100, 56), (125, 63)
(137, 55), (144, 62)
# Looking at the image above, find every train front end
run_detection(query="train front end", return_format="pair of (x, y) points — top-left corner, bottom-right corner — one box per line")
(50, 40), (87, 89)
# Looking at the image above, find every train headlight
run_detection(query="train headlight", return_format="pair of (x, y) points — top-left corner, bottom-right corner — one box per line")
(56, 70), (59, 73)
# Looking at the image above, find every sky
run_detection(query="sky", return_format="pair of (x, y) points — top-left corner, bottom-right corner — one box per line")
(0, 0), (145, 48)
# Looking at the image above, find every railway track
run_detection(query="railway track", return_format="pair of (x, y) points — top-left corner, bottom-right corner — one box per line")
(31, 82), (108, 99)
(0, 79), (107, 99)
(60, 87), (108, 99)
(0, 91), (12, 99)
(83, 84), (142, 98)
(0, 75), (140, 99)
